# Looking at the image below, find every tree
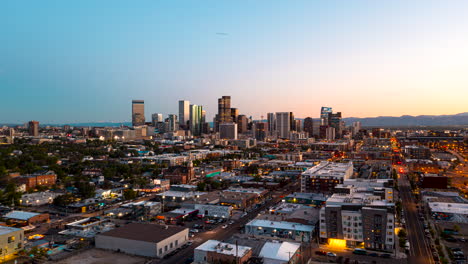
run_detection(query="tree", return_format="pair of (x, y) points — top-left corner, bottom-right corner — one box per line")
(53, 193), (76, 207)
(123, 189), (138, 200)
(76, 182), (96, 199)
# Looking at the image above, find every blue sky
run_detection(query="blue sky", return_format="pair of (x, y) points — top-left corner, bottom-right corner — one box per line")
(1, 0), (468, 123)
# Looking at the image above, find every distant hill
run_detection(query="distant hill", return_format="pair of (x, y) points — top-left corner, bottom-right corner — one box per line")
(344, 113), (468, 127)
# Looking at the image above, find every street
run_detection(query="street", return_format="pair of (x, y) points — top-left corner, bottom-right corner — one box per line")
(398, 172), (434, 264)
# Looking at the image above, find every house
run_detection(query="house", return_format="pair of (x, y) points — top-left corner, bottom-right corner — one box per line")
(259, 241), (301, 264)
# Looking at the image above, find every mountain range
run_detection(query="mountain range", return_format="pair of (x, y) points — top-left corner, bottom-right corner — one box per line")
(343, 112), (468, 127)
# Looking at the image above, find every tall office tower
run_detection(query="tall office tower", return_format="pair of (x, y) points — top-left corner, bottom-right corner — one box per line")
(312, 119), (321, 137)
(276, 112), (290, 139)
(219, 122), (238, 139)
(253, 122), (268, 141)
(215, 96), (232, 131)
(178, 100), (190, 128)
(151, 113), (163, 126)
(303, 117), (314, 137)
(325, 126), (336, 141)
(353, 121), (362, 132)
(295, 119), (302, 132)
(28, 121), (39, 136)
(289, 112), (296, 131)
(237, 115), (248, 134)
(320, 107), (333, 126)
(167, 114), (178, 132)
(189, 104), (203, 136)
(328, 112), (343, 138)
(267, 113), (276, 135)
(132, 100), (145, 126)
(231, 108), (239, 123)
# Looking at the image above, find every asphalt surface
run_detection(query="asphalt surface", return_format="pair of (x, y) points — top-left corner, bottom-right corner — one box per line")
(398, 172), (434, 264)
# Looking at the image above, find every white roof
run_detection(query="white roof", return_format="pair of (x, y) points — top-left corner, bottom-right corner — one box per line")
(429, 202), (468, 215)
(4, 210), (40, 220)
(246, 219), (314, 232)
(196, 240), (251, 257)
(0, 226), (22, 235)
(259, 241), (300, 261)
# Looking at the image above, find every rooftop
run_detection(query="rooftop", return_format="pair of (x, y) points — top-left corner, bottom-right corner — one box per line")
(0, 226), (22, 236)
(196, 240), (252, 257)
(259, 241), (301, 261)
(246, 219), (314, 232)
(3, 210), (40, 220)
(302, 161), (353, 178)
(98, 223), (187, 243)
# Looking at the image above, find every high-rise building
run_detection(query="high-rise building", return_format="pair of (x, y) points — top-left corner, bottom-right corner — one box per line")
(132, 100), (145, 126)
(215, 96), (232, 131)
(28, 121), (39, 137)
(167, 114), (178, 132)
(237, 115), (248, 134)
(295, 119), (302, 132)
(231, 108), (239, 123)
(289, 112), (296, 131)
(303, 117), (314, 137)
(253, 122), (268, 141)
(328, 112), (343, 138)
(219, 123), (237, 140)
(320, 107), (333, 126)
(178, 100), (190, 128)
(276, 112), (290, 139)
(189, 104), (203, 136)
(151, 113), (163, 126)
(326, 126), (336, 141)
(267, 113), (276, 135)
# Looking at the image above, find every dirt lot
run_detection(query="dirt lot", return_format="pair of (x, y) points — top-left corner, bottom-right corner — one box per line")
(53, 248), (147, 264)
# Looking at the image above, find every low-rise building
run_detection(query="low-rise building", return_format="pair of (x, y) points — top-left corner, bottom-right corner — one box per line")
(2, 211), (49, 226)
(301, 162), (353, 193)
(0, 226), (24, 261)
(194, 240), (252, 264)
(245, 219), (314, 242)
(14, 171), (57, 190)
(96, 223), (189, 258)
(20, 191), (61, 206)
(259, 241), (301, 264)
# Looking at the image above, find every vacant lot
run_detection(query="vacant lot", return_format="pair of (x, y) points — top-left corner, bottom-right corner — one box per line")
(53, 248), (146, 264)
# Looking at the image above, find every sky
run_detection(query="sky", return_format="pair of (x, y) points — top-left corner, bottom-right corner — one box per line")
(1, 0), (468, 124)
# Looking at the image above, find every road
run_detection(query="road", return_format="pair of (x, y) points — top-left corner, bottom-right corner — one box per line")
(157, 189), (290, 264)
(398, 171), (434, 264)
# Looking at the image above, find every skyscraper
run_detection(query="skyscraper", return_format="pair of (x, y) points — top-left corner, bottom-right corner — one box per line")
(151, 113), (163, 126)
(28, 120), (39, 137)
(289, 112), (296, 131)
(303, 117), (314, 137)
(276, 112), (290, 139)
(132, 100), (145, 126)
(328, 112), (343, 138)
(253, 122), (268, 141)
(219, 123), (238, 139)
(320, 107), (333, 126)
(215, 96), (232, 131)
(167, 114), (178, 132)
(237, 115), (248, 134)
(178, 100), (190, 128)
(267, 113), (276, 135)
(189, 104), (203, 136)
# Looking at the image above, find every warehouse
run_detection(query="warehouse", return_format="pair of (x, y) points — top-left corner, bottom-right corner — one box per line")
(95, 223), (189, 258)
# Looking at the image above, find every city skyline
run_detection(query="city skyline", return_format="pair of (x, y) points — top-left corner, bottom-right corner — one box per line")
(2, 1), (468, 123)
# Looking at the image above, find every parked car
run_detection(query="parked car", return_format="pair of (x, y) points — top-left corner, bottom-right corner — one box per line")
(221, 224), (228, 229)
(380, 253), (391, 258)
(368, 253), (378, 257)
(353, 248), (367, 255)
(326, 252), (337, 257)
(315, 250), (327, 256)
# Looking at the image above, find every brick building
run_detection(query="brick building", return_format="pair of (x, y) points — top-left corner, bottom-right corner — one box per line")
(14, 171), (57, 189)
